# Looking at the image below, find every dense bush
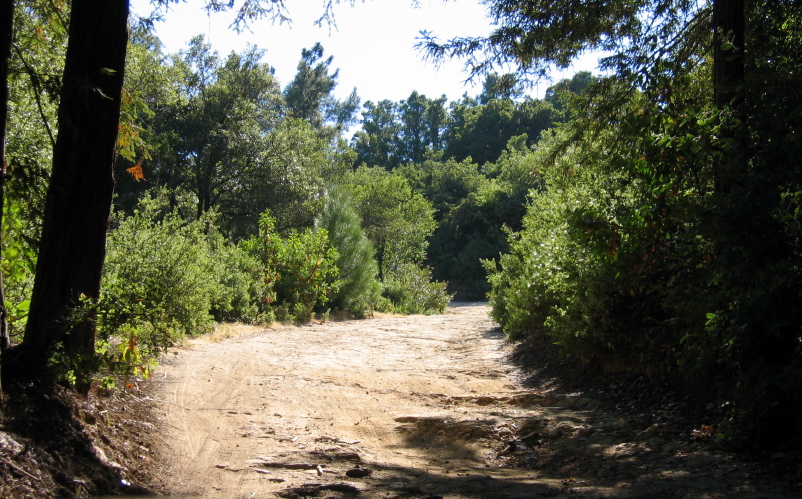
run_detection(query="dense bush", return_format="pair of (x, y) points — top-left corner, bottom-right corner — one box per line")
(487, 64), (802, 446)
(487, 85), (714, 369)
(486, 133), (604, 345)
(420, 137), (543, 299)
(382, 262), (452, 315)
(101, 202), (217, 348)
(1, 200), (38, 341)
(341, 166), (436, 277)
(100, 194), (265, 359)
(338, 167), (450, 314)
(315, 187), (382, 317)
(208, 236), (270, 324)
(259, 211), (340, 322)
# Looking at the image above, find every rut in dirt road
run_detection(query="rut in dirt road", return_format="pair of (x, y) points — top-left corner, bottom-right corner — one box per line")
(149, 303), (799, 499)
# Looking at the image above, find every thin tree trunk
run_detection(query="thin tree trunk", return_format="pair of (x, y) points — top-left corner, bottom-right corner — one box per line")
(21, 0), (129, 379)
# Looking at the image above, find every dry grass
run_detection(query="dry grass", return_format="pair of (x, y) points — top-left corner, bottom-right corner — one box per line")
(187, 322), (274, 345)
(186, 310), (407, 346)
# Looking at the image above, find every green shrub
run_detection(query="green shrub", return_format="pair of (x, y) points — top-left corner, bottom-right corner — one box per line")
(315, 187), (382, 317)
(260, 211), (340, 322)
(208, 234), (272, 324)
(100, 196), (225, 355)
(341, 166), (437, 278)
(485, 127), (687, 370)
(1, 199), (37, 341)
(382, 262), (452, 315)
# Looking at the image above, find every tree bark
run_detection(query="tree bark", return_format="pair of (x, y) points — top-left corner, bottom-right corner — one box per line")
(21, 0), (129, 373)
(0, 0), (14, 410)
(0, 0), (13, 353)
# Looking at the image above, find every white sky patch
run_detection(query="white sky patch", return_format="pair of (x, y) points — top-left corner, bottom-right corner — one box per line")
(130, 0), (601, 104)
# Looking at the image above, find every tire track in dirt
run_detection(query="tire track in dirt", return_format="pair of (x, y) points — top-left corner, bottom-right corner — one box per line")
(149, 303), (799, 499)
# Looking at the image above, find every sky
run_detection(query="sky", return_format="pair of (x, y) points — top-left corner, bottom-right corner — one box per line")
(130, 0), (601, 105)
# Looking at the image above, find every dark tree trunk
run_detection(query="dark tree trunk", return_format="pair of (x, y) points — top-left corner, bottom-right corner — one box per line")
(712, 0), (746, 193)
(0, 0), (13, 353)
(20, 0), (129, 374)
(0, 0), (14, 409)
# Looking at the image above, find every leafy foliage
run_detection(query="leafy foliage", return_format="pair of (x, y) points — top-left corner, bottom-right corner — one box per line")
(100, 192), (261, 356)
(445, 95), (559, 165)
(1, 201), (37, 340)
(4, 0), (67, 256)
(208, 233), (269, 325)
(259, 211), (340, 322)
(116, 35), (330, 238)
(351, 99), (402, 169)
(396, 91), (448, 165)
(283, 42), (360, 142)
(477, 0), (802, 448)
(399, 152), (490, 299)
(342, 166), (436, 278)
(382, 262), (452, 316)
(419, 0), (706, 83)
(315, 187), (381, 317)
(351, 81), (560, 170)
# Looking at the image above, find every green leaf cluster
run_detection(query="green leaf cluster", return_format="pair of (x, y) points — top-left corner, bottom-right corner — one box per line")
(382, 262), (452, 316)
(341, 166), (437, 277)
(351, 82), (561, 170)
(259, 211), (340, 323)
(1, 200), (37, 339)
(100, 191), (265, 357)
(481, 0), (802, 446)
(315, 187), (381, 318)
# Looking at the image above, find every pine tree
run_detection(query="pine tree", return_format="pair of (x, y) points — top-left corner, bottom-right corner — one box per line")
(316, 187), (381, 317)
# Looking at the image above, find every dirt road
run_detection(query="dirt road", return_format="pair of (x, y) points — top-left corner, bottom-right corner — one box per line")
(149, 303), (798, 498)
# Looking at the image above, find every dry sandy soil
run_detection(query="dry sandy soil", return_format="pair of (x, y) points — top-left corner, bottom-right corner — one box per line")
(144, 303), (800, 499)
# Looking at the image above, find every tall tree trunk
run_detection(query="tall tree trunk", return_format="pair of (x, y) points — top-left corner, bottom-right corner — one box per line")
(20, 0), (129, 377)
(712, 0), (746, 193)
(0, 0), (15, 410)
(0, 0), (13, 352)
